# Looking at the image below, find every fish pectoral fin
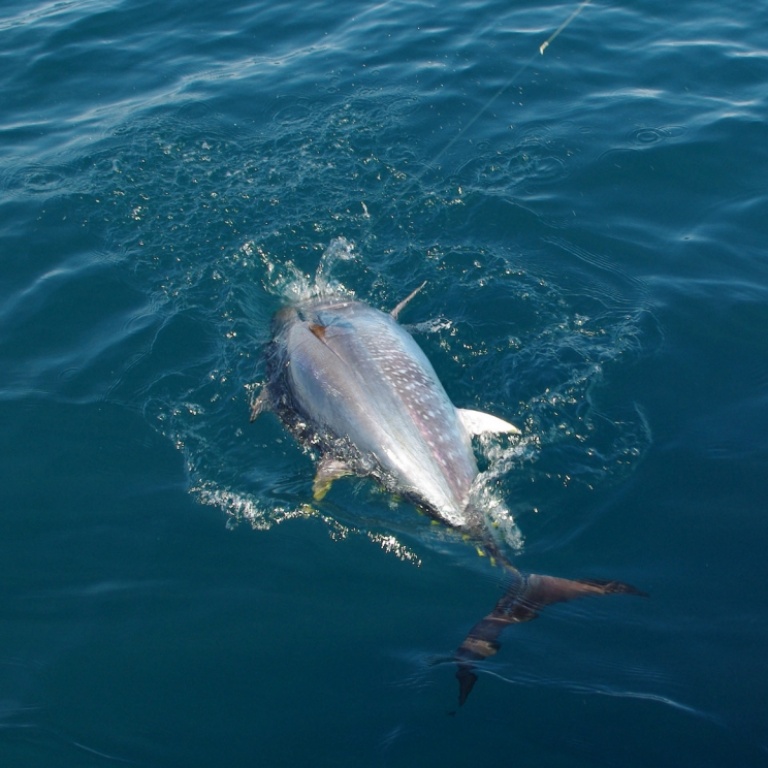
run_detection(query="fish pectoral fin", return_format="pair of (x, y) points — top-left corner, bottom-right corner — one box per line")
(249, 386), (271, 422)
(457, 408), (521, 436)
(312, 457), (353, 501)
(454, 573), (646, 706)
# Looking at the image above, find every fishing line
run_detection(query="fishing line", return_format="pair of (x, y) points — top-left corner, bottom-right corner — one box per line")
(539, 0), (592, 54)
(392, 0), (592, 202)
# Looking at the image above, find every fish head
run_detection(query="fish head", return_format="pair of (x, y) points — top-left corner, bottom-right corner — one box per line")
(267, 298), (364, 428)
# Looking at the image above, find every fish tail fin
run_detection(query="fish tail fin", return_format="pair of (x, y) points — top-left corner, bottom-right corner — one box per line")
(455, 572), (646, 706)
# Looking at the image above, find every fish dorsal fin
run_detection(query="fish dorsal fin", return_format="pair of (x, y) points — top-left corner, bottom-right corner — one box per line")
(312, 456), (353, 500)
(457, 408), (521, 436)
(390, 281), (427, 320)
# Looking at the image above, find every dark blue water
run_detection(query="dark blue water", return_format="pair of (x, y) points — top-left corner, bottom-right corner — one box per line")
(2, 0), (768, 764)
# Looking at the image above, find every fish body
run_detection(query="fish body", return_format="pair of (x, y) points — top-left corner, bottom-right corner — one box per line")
(256, 294), (518, 534)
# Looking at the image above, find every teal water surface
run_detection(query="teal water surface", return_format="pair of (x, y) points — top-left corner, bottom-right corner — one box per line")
(2, 0), (768, 765)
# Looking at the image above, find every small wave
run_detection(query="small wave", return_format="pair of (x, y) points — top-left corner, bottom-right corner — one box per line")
(483, 666), (714, 722)
(131, 230), (652, 562)
(194, 483), (426, 566)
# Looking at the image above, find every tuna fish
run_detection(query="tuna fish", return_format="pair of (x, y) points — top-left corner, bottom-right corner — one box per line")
(251, 285), (644, 704)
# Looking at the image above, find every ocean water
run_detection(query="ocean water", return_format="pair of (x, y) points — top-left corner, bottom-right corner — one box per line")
(2, 0), (768, 764)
